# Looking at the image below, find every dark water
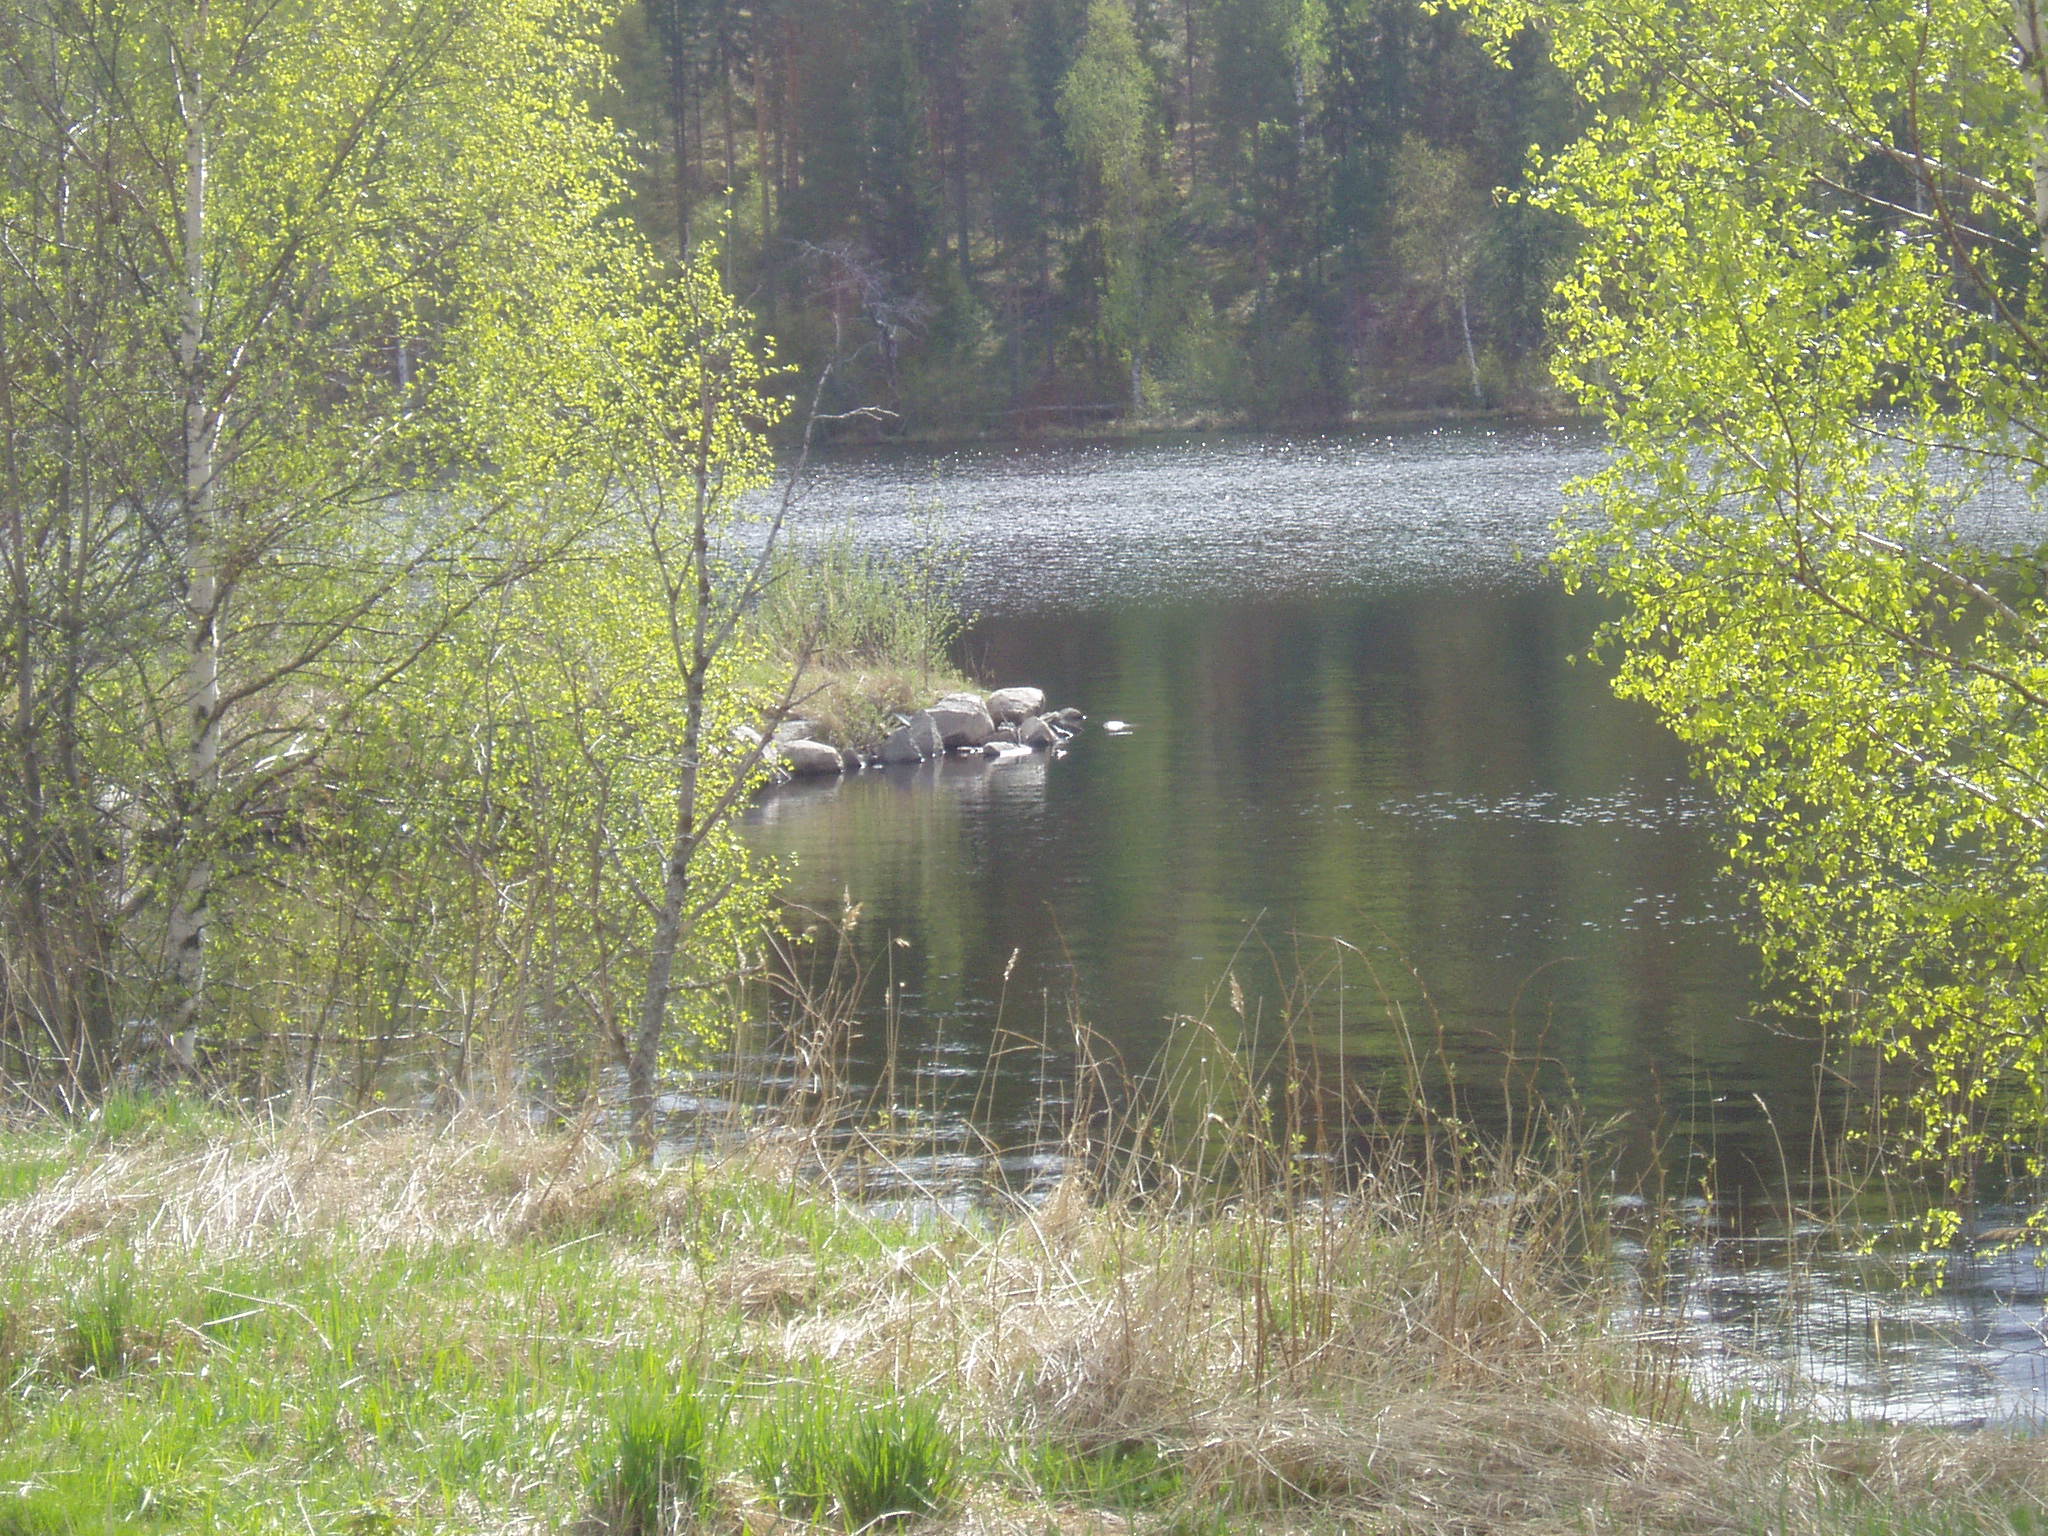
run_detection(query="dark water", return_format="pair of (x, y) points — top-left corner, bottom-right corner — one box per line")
(744, 424), (1809, 1192)
(724, 422), (2048, 1424)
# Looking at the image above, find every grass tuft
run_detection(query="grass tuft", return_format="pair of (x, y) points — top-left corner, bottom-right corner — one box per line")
(1026, 1436), (1183, 1512)
(598, 1359), (717, 1534)
(61, 1260), (132, 1379)
(744, 1378), (958, 1530)
(835, 1395), (959, 1528)
(742, 1376), (841, 1520)
(749, 520), (979, 749)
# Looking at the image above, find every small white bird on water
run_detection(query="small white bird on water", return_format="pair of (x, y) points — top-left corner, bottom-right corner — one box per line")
(1102, 720), (1134, 735)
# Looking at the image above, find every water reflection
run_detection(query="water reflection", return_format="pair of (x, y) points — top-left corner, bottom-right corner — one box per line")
(747, 583), (1806, 1196)
(724, 422), (2048, 1422)
(744, 426), (1834, 1182)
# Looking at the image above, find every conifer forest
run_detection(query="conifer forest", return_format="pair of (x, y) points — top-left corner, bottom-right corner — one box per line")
(611, 0), (1580, 430)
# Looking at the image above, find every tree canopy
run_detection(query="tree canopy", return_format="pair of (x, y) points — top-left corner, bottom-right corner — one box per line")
(620, 0), (1583, 428)
(1457, 0), (2048, 1226)
(1, 0), (782, 1119)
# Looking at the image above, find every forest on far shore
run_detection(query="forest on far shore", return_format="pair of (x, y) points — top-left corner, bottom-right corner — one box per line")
(606, 0), (1581, 433)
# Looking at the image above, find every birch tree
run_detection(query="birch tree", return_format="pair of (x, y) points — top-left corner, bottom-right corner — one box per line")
(1392, 136), (1489, 407)
(0, 0), (776, 1093)
(1061, 0), (1167, 410)
(1460, 0), (2048, 1228)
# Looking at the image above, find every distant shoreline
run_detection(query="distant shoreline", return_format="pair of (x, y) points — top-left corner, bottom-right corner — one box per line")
(802, 399), (1592, 451)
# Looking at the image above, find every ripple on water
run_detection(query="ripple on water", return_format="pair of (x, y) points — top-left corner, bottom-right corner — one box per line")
(764, 424), (1605, 610)
(1378, 782), (1723, 829)
(1641, 1242), (2048, 1426)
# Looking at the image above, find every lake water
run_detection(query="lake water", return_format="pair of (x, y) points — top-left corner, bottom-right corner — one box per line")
(716, 421), (2048, 1424)
(742, 423), (1806, 1195)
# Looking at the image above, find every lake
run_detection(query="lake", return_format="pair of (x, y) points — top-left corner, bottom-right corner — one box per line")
(718, 421), (2048, 1424)
(740, 422), (1805, 1198)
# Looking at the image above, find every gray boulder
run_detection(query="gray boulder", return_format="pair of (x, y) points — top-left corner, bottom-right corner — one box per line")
(780, 738), (846, 776)
(879, 710), (944, 764)
(1018, 714), (1071, 749)
(772, 718), (818, 745)
(928, 692), (995, 748)
(984, 686), (1045, 724)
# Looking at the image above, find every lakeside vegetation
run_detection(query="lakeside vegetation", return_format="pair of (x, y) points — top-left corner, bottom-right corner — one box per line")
(6, 1097), (2047, 1536)
(12, 0), (2048, 1527)
(754, 529), (981, 750)
(1457, 0), (2048, 1239)
(0, 0), (986, 1143)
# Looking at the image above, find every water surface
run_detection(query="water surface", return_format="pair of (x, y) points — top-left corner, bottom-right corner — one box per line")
(746, 424), (1802, 1189)
(723, 422), (2048, 1424)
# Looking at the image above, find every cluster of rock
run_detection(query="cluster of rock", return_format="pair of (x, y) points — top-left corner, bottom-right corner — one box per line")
(771, 686), (1086, 777)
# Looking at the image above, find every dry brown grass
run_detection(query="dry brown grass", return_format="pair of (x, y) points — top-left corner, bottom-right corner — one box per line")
(5, 1105), (2047, 1535)
(791, 661), (981, 751)
(1, 1107), (629, 1256)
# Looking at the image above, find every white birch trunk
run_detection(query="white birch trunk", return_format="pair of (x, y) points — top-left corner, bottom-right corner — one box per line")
(629, 446), (715, 1150)
(2020, 0), (2048, 258)
(1459, 290), (1482, 409)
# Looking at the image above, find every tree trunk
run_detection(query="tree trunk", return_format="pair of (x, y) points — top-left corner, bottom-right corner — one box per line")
(628, 739), (698, 1151)
(2018, 0), (2048, 258)
(629, 452), (715, 1152)
(0, 36), (119, 1097)
(667, 1), (692, 254)
(754, 42), (772, 256)
(1459, 291), (1482, 409)
(166, 10), (216, 1076)
(721, 52), (737, 192)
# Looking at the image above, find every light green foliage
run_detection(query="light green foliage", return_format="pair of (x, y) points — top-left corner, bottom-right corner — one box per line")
(61, 1261), (131, 1380)
(1393, 134), (1492, 401)
(835, 1396), (960, 1529)
(600, 1356), (718, 1532)
(1026, 1437), (1185, 1512)
(1457, 0), (2048, 1225)
(1060, 0), (1153, 199)
(1, 0), (783, 1095)
(743, 1376), (845, 1519)
(238, 256), (786, 1092)
(743, 1376), (959, 1529)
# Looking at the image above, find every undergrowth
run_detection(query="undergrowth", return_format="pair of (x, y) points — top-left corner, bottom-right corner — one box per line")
(749, 520), (980, 748)
(0, 1091), (2042, 1536)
